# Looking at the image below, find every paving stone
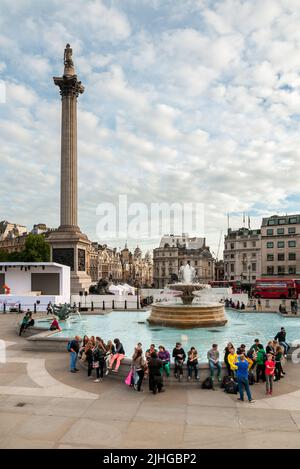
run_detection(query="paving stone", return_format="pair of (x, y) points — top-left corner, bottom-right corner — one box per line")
(60, 418), (128, 447)
(14, 415), (75, 441)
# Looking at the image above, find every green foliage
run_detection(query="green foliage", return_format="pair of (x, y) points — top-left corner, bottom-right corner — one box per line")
(23, 234), (50, 262)
(0, 235), (50, 262)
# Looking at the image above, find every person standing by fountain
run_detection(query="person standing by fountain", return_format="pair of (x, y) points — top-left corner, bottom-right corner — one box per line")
(187, 347), (199, 381)
(207, 344), (222, 382)
(172, 342), (186, 382)
(236, 354), (255, 403)
(148, 352), (164, 394)
(68, 335), (80, 373)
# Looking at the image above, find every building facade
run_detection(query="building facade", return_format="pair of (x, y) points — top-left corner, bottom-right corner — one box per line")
(153, 235), (215, 288)
(223, 227), (261, 288)
(88, 243), (153, 287)
(261, 214), (300, 277)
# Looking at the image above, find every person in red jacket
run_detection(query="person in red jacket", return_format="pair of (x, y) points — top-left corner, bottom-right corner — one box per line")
(265, 353), (275, 395)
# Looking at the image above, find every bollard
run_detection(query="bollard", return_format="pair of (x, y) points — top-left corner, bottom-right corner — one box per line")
(3, 303), (6, 314)
(18, 303), (21, 314)
(125, 300), (127, 310)
(102, 301), (105, 311)
(91, 301), (94, 311)
(112, 300), (115, 310)
(34, 303), (37, 314)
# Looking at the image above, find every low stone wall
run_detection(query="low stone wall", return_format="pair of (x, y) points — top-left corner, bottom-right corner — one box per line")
(79, 356), (227, 385)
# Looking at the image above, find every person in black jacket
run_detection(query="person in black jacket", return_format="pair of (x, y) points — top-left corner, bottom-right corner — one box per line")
(108, 338), (125, 372)
(172, 342), (186, 381)
(274, 327), (289, 356)
(148, 352), (164, 394)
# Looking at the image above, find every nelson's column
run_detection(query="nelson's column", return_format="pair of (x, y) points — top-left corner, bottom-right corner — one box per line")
(48, 44), (91, 293)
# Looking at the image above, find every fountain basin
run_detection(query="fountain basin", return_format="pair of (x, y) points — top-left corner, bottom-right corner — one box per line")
(148, 303), (227, 328)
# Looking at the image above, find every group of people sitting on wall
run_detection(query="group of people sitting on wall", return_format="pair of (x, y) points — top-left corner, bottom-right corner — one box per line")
(67, 336), (126, 382)
(67, 326), (289, 400)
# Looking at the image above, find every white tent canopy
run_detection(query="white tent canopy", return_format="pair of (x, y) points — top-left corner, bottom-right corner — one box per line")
(108, 284), (136, 295)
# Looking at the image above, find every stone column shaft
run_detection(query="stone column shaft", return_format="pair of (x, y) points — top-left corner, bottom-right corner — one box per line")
(60, 95), (78, 228)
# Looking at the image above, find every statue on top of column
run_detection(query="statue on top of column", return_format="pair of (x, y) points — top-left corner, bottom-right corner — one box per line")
(64, 43), (75, 76)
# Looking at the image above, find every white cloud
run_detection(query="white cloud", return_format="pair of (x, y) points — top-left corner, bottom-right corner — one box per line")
(1, 0), (300, 255)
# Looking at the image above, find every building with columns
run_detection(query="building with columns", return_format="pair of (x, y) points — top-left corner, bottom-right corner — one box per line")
(153, 234), (214, 288)
(87, 243), (153, 287)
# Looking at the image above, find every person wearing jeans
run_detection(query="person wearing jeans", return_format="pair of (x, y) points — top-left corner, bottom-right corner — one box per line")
(235, 354), (255, 403)
(69, 336), (80, 373)
(274, 327), (290, 356)
(109, 338), (125, 372)
(207, 344), (222, 382)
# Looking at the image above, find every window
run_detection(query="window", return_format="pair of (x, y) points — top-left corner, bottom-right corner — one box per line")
(267, 229), (273, 235)
(289, 253), (296, 261)
(288, 227), (296, 234)
(243, 242), (247, 248)
(278, 218), (286, 225)
(278, 253), (285, 261)
(194, 261), (197, 266)
(252, 253), (256, 257)
(289, 240), (296, 247)
(277, 241), (284, 248)
(225, 255), (229, 260)
(230, 264), (235, 273)
(267, 266), (274, 275)
(289, 217), (297, 224)
(277, 228), (284, 235)
(267, 254), (274, 261)
(278, 266), (285, 275)
(230, 254), (235, 259)
(289, 266), (296, 274)
(268, 219), (276, 225)
(230, 243), (234, 249)
(252, 241), (256, 247)
(267, 242), (274, 248)
(230, 276), (234, 280)
(252, 276), (256, 280)
(252, 263), (256, 271)
(225, 264), (228, 272)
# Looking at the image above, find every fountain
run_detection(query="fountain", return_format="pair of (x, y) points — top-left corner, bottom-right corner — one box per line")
(148, 261), (227, 328)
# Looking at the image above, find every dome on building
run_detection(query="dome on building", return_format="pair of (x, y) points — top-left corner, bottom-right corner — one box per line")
(134, 245), (142, 258)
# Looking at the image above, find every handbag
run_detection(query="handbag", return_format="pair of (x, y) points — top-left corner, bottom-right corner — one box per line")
(92, 361), (99, 369)
(125, 369), (133, 386)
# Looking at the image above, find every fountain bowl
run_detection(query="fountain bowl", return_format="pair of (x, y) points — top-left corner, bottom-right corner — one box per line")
(147, 282), (227, 328)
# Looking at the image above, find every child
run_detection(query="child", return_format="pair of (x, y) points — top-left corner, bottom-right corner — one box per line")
(265, 353), (275, 395)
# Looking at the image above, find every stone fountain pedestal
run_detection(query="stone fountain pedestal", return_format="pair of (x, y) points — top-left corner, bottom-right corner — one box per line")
(147, 282), (227, 328)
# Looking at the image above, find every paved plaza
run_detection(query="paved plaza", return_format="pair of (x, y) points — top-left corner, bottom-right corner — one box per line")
(1, 314), (300, 449)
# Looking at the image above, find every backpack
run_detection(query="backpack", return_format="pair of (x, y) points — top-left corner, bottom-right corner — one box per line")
(224, 380), (238, 394)
(201, 377), (213, 389)
(248, 371), (255, 385)
(67, 341), (72, 352)
(221, 375), (233, 389)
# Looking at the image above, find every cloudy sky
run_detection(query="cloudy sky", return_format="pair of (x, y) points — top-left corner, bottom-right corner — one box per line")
(1, 0), (300, 257)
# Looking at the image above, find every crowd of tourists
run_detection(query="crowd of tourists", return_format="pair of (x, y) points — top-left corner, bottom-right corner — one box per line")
(67, 326), (290, 400)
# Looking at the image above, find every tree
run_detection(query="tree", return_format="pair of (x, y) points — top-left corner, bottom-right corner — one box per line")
(22, 234), (50, 262)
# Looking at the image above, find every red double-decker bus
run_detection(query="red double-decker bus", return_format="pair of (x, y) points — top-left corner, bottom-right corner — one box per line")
(208, 280), (242, 293)
(253, 278), (298, 299)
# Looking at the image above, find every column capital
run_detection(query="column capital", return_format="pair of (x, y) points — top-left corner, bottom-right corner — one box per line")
(53, 75), (84, 98)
